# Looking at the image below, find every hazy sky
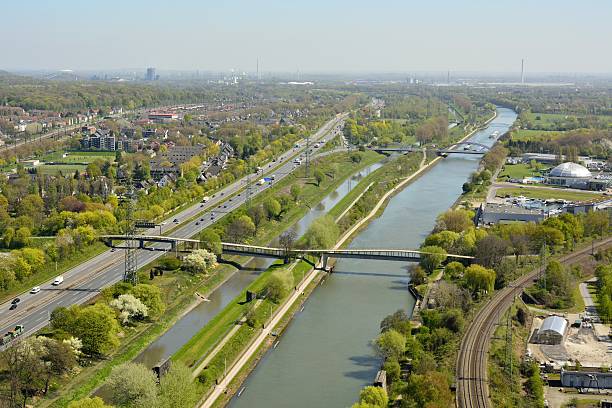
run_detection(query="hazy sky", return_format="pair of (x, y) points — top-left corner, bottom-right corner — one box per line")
(2, 0), (611, 74)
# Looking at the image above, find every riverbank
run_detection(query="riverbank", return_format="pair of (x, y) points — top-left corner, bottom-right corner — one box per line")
(200, 110), (501, 407)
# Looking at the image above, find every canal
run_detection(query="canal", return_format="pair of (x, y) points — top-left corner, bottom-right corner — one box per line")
(134, 161), (383, 368)
(229, 108), (517, 408)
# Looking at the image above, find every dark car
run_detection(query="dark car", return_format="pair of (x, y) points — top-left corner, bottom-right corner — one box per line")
(9, 303), (17, 310)
(220, 192), (224, 196)
(11, 298), (20, 305)
(195, 222), (200, 226)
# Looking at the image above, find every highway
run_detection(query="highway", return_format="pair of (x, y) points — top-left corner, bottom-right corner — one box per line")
(456, 237), (612, 408)
(0, 113), (347, 342)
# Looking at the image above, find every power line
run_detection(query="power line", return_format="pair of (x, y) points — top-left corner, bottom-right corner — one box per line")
(122, 177), (138, 285)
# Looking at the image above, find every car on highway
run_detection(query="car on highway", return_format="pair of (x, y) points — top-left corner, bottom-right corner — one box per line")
(11, 298), (20, 305)
(9, 303), (17, 310)
(30, 286), (41, 294)
(173, 219), (179, 223)
(195, 222), (200, 226)
(53, 276), (64, 285)
(223, 205), (227, 208)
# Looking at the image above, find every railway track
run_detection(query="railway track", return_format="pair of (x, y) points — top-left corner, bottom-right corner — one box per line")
(456, 237), (612, 408)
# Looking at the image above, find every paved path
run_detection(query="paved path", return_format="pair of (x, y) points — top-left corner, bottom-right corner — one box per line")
(580, 278), (599, 317)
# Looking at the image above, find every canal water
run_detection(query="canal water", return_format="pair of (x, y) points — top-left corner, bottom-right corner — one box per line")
(230, 108), (517, 408)
(134, 161), (383, 368)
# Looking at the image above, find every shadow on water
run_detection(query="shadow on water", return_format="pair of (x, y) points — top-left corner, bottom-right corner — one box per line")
(344, 354), (381, 381)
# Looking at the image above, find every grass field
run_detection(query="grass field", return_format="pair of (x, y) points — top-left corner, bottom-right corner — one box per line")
(495, 187), (603, 202)
(41, 150), (116, 163)
(509, 129), (566, 142)
(36, 164), (86, 175)
(497, 163), (550, 180)
(523, 111), (612, 130)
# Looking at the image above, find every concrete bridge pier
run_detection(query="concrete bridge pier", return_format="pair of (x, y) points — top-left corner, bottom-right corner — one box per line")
(321, 254), (330, 272)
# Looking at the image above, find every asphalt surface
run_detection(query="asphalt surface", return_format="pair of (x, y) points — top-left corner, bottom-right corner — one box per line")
(0, 113), (347, 342)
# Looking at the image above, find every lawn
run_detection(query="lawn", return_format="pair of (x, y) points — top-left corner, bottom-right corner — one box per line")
(36, 164), (86, 175)
(497, 163), (549, 180)
(41, 150), (116, 163)
(495, 187), (603, 202)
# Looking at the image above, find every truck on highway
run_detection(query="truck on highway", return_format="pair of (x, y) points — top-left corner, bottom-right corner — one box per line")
(201, 196), (210, 203)
(1, 325), (24, 346)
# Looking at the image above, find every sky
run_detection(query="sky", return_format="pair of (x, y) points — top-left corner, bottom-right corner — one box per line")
(2, 0), (611, 74)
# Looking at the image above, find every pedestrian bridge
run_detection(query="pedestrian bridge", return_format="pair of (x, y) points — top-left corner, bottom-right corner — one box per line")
(101, 235), (473, 268)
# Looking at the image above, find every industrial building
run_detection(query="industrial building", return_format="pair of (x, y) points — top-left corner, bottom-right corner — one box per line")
(475, 203), (547, 225)
(561, 369), (612, 390)
(533, 316), (568, 345)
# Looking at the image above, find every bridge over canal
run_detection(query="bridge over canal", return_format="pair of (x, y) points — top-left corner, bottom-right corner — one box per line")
(372, 141), (490, 156)
(100, 235), (474, 269)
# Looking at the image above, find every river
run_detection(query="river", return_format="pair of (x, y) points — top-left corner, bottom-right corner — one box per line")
(229, 108), (517, 408)
(134, 161), (383, 368)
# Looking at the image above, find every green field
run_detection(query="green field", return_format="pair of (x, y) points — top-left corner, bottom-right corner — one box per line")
(523, 111), (612, 130)
(509, 129), (566, 142)
(495, 187), (603, 202)
(36, 164), (87, 175)
(41, 150), (116, 163)
(497, 163), (550, 180)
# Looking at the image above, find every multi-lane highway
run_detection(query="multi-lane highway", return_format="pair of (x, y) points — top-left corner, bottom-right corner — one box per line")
(0, 113), (347, 341)
(456, 237), (612, 408)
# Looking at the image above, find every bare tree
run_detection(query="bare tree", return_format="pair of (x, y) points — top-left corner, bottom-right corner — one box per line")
(278, 228), (297, 263)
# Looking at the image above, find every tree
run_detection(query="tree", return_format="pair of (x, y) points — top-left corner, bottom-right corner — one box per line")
(105, 362), (158, 408)
(247, 205), (266, 232)
(158, 363), (198, 408)
(263, 272), (290, 303)
(358, 386), (388, 407)
(302, 215), (339, 249)
(199, 229), (222, 255)
(40, 337), (77, 394)
(313, 169), (324, 186)
(380, 309), (411, 336)
(419, 245), (447, 274)
(375, 329), (405, 360)
(434, 209), (474, 233)
(445, 261), (465, 279)
(225, 215), (256, 242)
(68, 397), (113, 408)
(464, 264), (496, 295)
(475, 235), (510, 268)
(410, 264), (427, 285)
(131, 284), (165, 318)
(71, 303), (120, 356)
(263, 198), (281, 220)
(183, 249), (216, 273)
(290, 184), (302, 202)
(278, 228), (297, 262)
(424, 230), (460, 252)
(110, 294), (149, 324)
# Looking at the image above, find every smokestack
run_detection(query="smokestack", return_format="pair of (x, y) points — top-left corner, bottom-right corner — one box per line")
(521, 59), (525, 84)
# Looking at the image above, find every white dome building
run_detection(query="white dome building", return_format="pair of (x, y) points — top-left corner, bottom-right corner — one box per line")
(547, 162), (592, 188)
